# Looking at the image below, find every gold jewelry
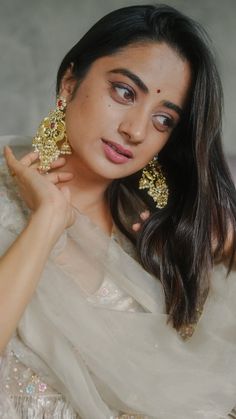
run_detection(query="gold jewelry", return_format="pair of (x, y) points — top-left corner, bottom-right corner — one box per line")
(32, 97), (72, 172)
(179, 306), (203, 340)
(138, 157), (169, 209)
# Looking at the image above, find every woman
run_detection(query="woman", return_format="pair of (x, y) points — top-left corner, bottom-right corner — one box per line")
(0, 4), (236, 418)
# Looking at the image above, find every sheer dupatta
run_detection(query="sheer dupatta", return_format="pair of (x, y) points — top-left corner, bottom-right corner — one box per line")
(0, 135), (236, 418)
(5, 209), (236, 419)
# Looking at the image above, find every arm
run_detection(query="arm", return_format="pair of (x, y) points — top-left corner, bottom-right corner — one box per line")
(0, 146), (74, 353)
(0, 208), (63, 353)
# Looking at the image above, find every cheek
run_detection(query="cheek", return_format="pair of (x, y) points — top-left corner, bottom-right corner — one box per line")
(67, 85), (125, 132)
(86, 96), (124, 132)
(73, 94), (116, 123)
(65, 96), (96, 135)
(64, 96), (117, 144)
(140, 133), (169, 161)
(64, 106), (86, 149)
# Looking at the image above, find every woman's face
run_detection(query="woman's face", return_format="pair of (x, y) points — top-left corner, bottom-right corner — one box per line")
(61, 42), (191, 180)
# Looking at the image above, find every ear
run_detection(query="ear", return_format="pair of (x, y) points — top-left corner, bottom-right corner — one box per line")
(59, 63), (78, 100)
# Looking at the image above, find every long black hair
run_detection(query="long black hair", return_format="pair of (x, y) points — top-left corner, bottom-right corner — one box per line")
(56, 5), (236, 330)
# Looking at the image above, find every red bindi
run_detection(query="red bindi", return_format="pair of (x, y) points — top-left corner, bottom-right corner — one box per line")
(156, 89), (161, 93)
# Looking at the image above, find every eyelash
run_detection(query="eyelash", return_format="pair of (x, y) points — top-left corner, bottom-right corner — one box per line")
(109, 81), (175, 132)
(110, 82), (135, 103)
(153, 115), (175, 132)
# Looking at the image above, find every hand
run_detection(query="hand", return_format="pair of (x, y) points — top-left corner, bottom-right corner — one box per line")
(4, 146), (75, 229)
(131, 210), (150, 232)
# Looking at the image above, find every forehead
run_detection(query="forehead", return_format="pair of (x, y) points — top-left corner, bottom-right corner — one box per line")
(89, 42), (192, 107)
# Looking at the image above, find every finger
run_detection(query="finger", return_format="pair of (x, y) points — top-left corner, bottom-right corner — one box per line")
(49, 157), (66, 169)
(132, 210), (150, 233)
(44, 171), (74, 184)
(29, 157), (67, 172)
(4, 146), (23, 176)
(140, 210), (150, 221)
(132, 222), (141, 232)
(32, 157), (67, 171)
(20, 151), (39, 167)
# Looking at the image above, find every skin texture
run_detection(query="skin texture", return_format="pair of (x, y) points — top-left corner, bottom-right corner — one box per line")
(1, 41), (231, 354)
(5, 42), (192, 234)
(58, 42), (192, 229)
(61, 42), (191, 182)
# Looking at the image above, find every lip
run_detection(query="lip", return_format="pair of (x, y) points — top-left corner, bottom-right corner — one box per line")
(102, 139), (133, 158)
(101, 139), (133, 164)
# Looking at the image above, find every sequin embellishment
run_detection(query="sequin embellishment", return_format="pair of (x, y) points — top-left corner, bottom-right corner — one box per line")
(25, 384), (35, 395)
(2, 350), (77, 418)
(4, 351), (53, 397)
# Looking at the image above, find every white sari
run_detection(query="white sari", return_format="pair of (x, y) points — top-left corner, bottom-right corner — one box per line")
(0, 136), (236, 419)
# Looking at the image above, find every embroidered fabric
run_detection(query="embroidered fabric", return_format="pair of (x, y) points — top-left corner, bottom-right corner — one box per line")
(0, 142), (146, 418)
(1, 272), (144, 419)
(1, 138), (236, 419)
(1, 348), (78, 418)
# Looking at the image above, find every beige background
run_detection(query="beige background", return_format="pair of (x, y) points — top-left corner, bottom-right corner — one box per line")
(0, 0), (235, 154)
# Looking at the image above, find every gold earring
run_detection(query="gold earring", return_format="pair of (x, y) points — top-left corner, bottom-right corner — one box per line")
(138, 157), (169, 209)
(32, 97), (72, 172)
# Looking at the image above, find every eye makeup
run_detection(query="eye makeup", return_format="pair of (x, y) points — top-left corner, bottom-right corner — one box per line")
(152, 114), (176, 132)
(107, 79), (179, 133)
(109, 81), (136, 103)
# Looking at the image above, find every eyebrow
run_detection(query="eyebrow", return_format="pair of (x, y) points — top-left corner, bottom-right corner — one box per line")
(107, 68), (149, 94)
(107, 67), (183, 117)
(161, 100), (183, 117)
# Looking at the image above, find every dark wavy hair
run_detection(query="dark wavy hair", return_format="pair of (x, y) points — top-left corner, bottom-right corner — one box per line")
(56, 4), (236, 330)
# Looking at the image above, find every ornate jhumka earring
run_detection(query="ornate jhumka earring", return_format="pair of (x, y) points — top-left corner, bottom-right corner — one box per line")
(32, 97), (72, 172)
(138, 156), (169, 209)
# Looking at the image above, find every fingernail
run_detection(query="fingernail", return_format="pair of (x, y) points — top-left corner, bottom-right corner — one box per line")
(140, 210), (150, 220)
(132, 223), (141, 232)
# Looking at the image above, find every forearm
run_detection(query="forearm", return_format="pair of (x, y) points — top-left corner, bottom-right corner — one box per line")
(0, 207), (64, 353)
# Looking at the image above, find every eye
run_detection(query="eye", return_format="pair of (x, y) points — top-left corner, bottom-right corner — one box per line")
(110, 82), (135, 103)
(152, 114), (175, 132)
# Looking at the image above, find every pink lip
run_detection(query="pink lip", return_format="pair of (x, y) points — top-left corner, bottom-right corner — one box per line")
(102, 139), (133, 158)
(101, 139), (133, 164)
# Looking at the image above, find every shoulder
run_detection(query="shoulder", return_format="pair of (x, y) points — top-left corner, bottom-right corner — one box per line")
(0, 136), (32, 235)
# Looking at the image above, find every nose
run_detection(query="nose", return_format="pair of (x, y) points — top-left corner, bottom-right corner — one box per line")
(118, 108), (149, 144)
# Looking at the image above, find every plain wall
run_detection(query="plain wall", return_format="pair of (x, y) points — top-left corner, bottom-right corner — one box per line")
(0, 0), (235, 153)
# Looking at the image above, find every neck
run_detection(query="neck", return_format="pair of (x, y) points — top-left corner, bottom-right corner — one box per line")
(60, 154), (113, 235)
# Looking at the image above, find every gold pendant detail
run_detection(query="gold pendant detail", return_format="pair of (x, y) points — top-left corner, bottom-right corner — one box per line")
(139, 158), (169, 209)
(32, 97), (72, 172)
